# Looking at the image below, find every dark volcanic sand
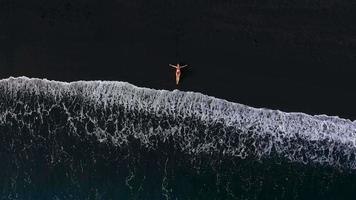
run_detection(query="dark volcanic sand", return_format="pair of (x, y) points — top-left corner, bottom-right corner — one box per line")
(1, 0), (356, 118)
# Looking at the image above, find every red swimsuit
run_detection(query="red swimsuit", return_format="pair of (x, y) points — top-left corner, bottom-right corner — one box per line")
(176, 68), (181, 77)
(175, 68), (181, 85)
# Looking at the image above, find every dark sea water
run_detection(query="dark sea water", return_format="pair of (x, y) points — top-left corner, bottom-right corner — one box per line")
(1, 77), (356, 200)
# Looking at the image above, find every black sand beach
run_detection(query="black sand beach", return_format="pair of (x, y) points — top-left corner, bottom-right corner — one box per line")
(1, 1), (356, 199)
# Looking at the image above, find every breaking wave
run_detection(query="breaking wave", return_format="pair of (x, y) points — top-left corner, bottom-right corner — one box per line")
(1, 76), (356, 199)
(1, 77), (356, 168)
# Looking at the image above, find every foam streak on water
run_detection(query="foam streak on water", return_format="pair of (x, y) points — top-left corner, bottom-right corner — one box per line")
(0, 76), (356, 170)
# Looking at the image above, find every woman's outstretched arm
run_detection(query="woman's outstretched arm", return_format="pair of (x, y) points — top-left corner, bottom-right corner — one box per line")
(169, 64), (177, 68)
(180, 65), (188, 68)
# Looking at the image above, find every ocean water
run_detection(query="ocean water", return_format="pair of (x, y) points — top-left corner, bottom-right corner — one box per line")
(0, 77), (356, 199)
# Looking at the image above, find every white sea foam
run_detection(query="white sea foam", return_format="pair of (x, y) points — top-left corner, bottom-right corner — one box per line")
(1, 76), (356, 169)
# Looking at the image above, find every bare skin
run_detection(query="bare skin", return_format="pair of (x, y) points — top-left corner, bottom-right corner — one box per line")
(169, 64), (188, 85)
